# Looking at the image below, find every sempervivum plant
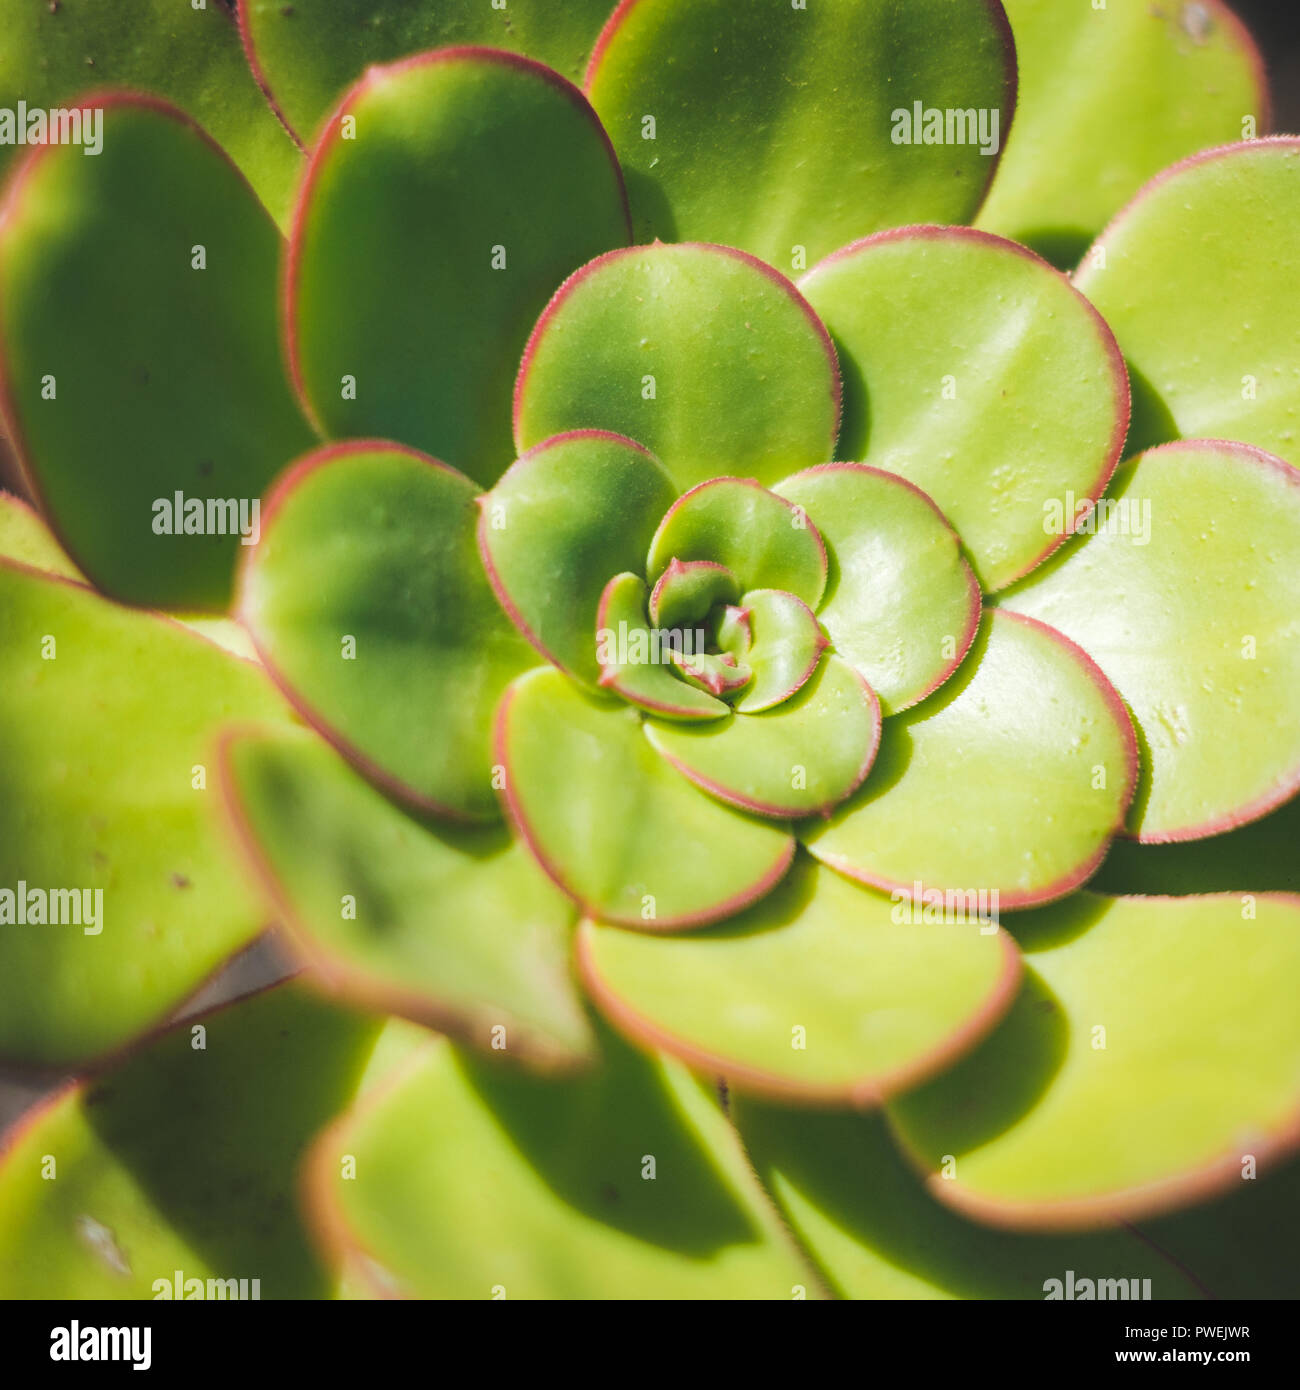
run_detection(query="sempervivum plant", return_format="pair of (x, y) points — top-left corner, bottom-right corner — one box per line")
(1, 0), (1299, 1302)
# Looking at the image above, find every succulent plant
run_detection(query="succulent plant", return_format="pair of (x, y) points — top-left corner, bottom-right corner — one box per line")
(1, 0), (1299, 1304)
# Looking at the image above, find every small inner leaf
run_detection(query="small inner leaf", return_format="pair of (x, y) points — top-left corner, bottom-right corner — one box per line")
(803, 610), (1138, 908)
(647, 478), (827, 609)
(480, 431), (677, 685)
(595, 572), (727, 722)
(734, 589), (829, 715)
(648, 559), (741, 631)
(645, 656), (880, 821)
(514, 240), (841, 491)
(286, 48), (630, 486)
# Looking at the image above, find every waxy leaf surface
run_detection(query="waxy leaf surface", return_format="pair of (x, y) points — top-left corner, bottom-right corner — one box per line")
(645, 657), (878, 820)
(801, 227), (1129, 591)
(481, 432), (676, 685)
(889, 893), (1300, 1228)
(0, 562), (291, 1068)
(497, 668), (793, 929)
(307, 1030), (816, 1298)
(1001, 441), (1300, 841)
(980, 0), (1267, 266)
(220, 726), (594, 1070)
(587, 0), (1016, 268)
(0, 98), (314, 609)
(515, 241), (840, 492)
(580, 857), (1017, 1103)
(803, 611), (1137, 907)
(647, 478), (826, 609)
(242, 443), (533, 821)
(775, 465), (980, 714)
(287, 49), (630, 486)
(1077, 139), (1300, 463)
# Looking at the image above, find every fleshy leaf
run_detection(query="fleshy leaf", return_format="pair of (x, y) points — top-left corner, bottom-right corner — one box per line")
(800, 226), (1130, 592)
(889, 892), (1300, 1228)
(0, 96), (316, 610)
(241, 0), (615, 141)
(803, 611), (1137, 908)
(219, 725), (595, 1070)
(775, 465), (981, 714)
(497, 667), (794, 929)
(0, 561), (293, 1068)
(286, 48), (630, 487)
(596, 572), (727, 720)
(579, 856), (1016, 1102)
(732, 589), (828, 715)
(645, 657), (879, 820)
(586, 0), (1016, 269)
(0, 983), (395, 1298)
(1076, 138), (1300, 464)
(304, 1029), (817, 1298)
(241, 442), (532, 822)
(648, 559), (740, 631)
(978, 0), (1268, 267)
(668, 648), (752, 701)
(480, 431), (677, 685)
(647, 478), (826, 609)
(712, 604), (753, 660)
(514, 241), (840, 492)
(734, 1100), (1203, 1298)
(1000, 441), (1300, 841)
(0, 0), (301, 224)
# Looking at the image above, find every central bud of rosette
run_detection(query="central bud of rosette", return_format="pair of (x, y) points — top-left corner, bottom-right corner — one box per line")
(594, 477), (832, 720)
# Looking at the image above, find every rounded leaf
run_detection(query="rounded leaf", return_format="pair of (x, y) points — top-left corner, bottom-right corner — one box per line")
(979, 0), (1269, 266)
(803, 610), (1138, 908)
(514, 241), (840, 491)
(732, 589), (828, 715)
(480, 431), (677, 685)
(286, 48), (630, 486)
(1001, 441), (1300, 841)
(0, 96), (315, 609)
(219, 725), (595, 1070)
(304, 1031), (817, 1298)
(648, 559), (740, 631)
(800, 226), (1130, 591)
(646, 656), (879, 820)
(241, 0), (616, 141)
(647, 477), (826, 608)
(0, 561), (292, 1068)
(241, 442), (533, 821)
(596, 572), (728, 721)
(497, 667), (794, 929)
(579, 856), (1018, 1103)
(733, 1100), (1204, 1299)
(775, 464), (981, 714)
(586, 0), (1016, 268)
(889, 892), (1300, 1229)
(1076, 138), (1300, 464)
